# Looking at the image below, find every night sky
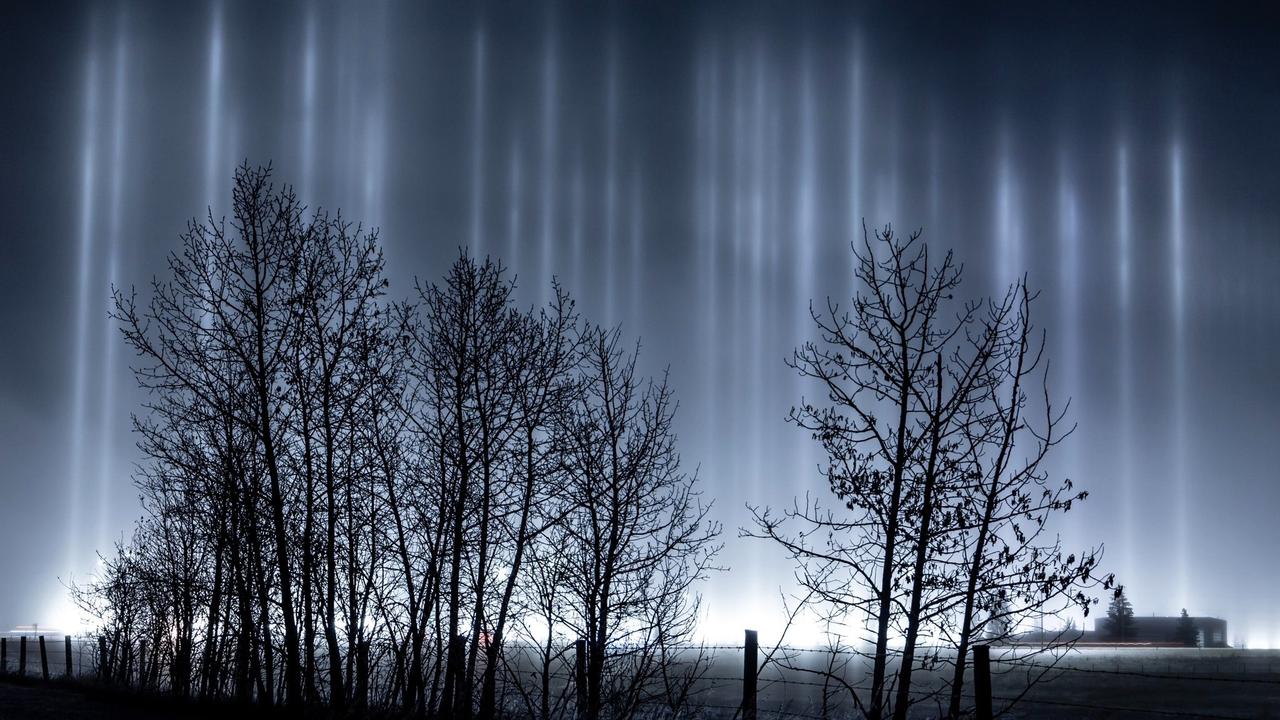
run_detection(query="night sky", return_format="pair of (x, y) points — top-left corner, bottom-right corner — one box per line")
(2, 1), (1279, 645)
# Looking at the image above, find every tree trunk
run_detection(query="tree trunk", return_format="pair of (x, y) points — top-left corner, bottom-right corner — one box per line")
(869, 340), (913, 720)
(893, 359), (944, 720)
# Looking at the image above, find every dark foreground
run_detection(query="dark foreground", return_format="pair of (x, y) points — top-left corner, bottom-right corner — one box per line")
(0, 675), (389, 720)
(0, 677), (170, 720)
(4, 648), (1280, 719)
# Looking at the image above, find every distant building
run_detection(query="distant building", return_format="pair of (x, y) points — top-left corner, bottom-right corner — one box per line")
(1092, 616), (1229, 648)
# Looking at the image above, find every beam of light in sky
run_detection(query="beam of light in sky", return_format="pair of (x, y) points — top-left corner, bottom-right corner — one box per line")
(197, 0), (224, 365)
(994, 122), (1021, 289)
(628, 166), (643, 334)
(505, 139), (523, 272)
(693, 41), (713, 627)
(204, 1), (223, 213)
(361, 4), (388, 231)
(539, 18), (558, 305)
(728, 45), (743, 381)
(848, 31), (862, 257)
(603, 35), (618, 328)
(1116, 138), (1135, 586)
(1056, 144), (1081, 534)
(299, 4), (317, 213)
(928, 108), (941, 232)
(871, 94), (900, 261)
(98, 16), (128, 558)
(748, 43), (766, 513)
(795, 47), (816, 337)
(1170, 137), (1188, 611)
(569, 152), (584, 298)
(793, 46), (818, 607)
(695, 43), (724, 629)
(68, 26), (99, 583)
(470, 27), (487, 256)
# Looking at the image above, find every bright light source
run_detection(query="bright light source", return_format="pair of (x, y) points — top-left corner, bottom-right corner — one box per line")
(40, 592), (91, 636)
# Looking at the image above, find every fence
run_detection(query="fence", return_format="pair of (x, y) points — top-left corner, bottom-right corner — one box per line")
(0, 634), (87, 681)
(0, 630), (1000, 719)
(3, 631), (1279, 719)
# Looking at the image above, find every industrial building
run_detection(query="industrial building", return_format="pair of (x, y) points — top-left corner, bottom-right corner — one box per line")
(1092, 615), (1229, 648)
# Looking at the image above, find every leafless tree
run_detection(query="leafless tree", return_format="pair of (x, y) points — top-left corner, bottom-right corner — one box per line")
(748, 225), (1111, 720)
(937, 279), (1112, 720)
(560, 326), (722, 720)
(87, 165), (721, 720)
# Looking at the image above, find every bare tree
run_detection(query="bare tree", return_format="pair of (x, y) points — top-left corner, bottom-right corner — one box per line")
(749, 226), (1111, 720)
(749, 226), (968, 719)
(562, 326), (722, 720)
(939, 279), (1111, 719)
(89, 165), (721, 720)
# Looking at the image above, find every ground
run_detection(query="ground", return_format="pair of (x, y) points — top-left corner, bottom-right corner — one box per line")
(0, 677), (182, 720)
(2, 648), (1280, 718)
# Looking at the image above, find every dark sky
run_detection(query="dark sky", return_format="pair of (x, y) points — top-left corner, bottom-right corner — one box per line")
(2, 1), (1279, 644)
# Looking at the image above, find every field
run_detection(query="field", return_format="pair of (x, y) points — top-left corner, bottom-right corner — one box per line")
(663, 646), (1280, 719)
(3, 644), (1280, 718)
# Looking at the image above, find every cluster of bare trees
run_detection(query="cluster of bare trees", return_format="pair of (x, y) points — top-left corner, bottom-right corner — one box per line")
(78, 164), (721, 719)
(76, 162), (1115, 720)
(748, 226), (1116, 719)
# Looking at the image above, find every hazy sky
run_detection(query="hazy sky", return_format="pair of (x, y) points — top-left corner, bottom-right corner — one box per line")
(2, 1), (1278, 645)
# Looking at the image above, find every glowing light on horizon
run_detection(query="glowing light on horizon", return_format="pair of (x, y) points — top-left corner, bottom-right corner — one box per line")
(39, 593), (91, 636)
(699, 596), (834, 649)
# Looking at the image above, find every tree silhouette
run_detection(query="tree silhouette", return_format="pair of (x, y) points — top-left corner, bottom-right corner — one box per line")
(81, 164), (719, 718)
(1174, 608), (1198, 647)
(1106, 589), (1137, 642)
(561, 326), (721, 720)
(748, 225), (1112, 720)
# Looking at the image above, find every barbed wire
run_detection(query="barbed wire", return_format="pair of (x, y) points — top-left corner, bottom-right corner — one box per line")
(995, 660), (1280, 685)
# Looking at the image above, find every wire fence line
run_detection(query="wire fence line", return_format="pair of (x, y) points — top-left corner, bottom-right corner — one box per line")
(993, 659), (1280, 685)
(3, 632), (1278, 719)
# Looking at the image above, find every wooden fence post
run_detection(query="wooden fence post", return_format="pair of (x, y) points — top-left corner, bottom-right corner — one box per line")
(1, 636), (7, 673)
(138, 639), (148, 689)
(19, 636), (27, 676)
(356, 639), (370, 707)
(97, 636), (108, 681)
(449, 634), (467, 713)
(39, 636), (49, 680)
(64, 635), (73, 678)
(973, 644), (992, 720)
(743, 629), (758, 720)
(575, 638), (588, 719)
